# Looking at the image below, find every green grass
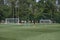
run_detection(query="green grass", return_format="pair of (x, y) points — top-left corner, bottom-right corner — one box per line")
(0, 24), (60, 40)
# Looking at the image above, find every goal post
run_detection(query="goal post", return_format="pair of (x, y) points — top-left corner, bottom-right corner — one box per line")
(5, 18), (19, 24)
(40, 19), (52, 24)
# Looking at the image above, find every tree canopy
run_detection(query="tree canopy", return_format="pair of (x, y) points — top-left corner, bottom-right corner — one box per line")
(0, 0), (60, 23)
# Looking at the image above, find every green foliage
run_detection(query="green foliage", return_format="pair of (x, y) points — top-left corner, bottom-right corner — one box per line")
(0, 0), (60, 23)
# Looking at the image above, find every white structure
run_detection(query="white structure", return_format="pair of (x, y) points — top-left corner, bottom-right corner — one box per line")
(4, 0), (7, 5)
(56, 0), (60, 11)
(40, 19), (52, 24)
(56, 0), (60, 5)
(5, 18), (19, 24)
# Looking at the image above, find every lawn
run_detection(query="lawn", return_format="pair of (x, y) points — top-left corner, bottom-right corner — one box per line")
(0, 23), (60, 40)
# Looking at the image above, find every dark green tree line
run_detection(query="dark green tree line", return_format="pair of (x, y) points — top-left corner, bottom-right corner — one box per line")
(0, 0), (60, 23)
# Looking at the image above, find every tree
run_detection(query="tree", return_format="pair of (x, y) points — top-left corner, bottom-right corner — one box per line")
(18, 0), (31, 22)
(44, 0), (56, 21)
(8, 0), (17, 18)
(0, 0), (60, 23)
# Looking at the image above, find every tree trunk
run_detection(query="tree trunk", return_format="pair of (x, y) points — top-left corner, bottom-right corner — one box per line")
(20, 20), (21, 23)
(38, 20), (40, 23)
(30, 20), (32, 23)
(0, 20), (1, 23)
(33, 19), (35, 24)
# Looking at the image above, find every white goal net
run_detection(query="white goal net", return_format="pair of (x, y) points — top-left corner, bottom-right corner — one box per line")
(5, 18), (19, 24)
(40, 19), (52, 24)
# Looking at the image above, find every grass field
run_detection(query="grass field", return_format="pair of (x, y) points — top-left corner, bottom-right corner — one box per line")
(0, 23), (60, 40)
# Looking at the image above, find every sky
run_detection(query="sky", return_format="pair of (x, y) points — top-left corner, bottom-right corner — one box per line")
(36, 0), (39, 2)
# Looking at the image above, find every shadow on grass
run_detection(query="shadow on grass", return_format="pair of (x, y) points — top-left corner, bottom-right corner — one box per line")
(17, 28), (60, 33)
(0, 37), (16, 40)
(34, 29), (60, 33)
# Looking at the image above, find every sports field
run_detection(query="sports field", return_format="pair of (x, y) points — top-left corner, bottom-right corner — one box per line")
(0, 23), (60, 40)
